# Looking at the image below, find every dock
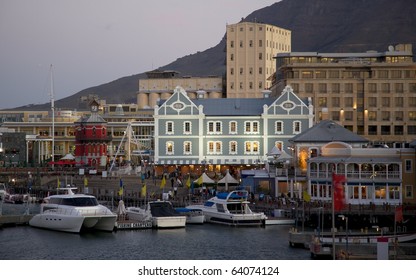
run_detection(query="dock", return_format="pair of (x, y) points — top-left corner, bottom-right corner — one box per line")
(288, 228), (416, 259)
(265, 217), (295, 226)
(0, 214), (34, 228)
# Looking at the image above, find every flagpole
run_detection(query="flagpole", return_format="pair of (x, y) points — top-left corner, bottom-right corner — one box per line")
(331, 172), (336, 260)
(394, 205), (397, 260)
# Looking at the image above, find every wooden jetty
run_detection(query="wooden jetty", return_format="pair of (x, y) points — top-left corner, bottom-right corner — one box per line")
(266, 216), (295, 226)
(288, 228), (416, 259)
(0, 214), (34, 228)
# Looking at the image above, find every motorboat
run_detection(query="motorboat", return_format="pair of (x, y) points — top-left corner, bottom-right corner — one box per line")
(126, 200), (186, 228)
(29, 188), (117, 233)
(3, 193), (24, 204)
(186, 190), (266, 227)
(175, 207), (205, 224)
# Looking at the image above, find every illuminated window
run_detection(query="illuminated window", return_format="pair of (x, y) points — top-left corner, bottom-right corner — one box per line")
(207, 141), (222, 155)
(166, 141), (174, 155)
(244, 141), (260, 155)
(229, 121), (237, 134)
(229, 141), (237, 154)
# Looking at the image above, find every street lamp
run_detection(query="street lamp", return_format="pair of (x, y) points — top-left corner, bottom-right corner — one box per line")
(339, 214), (348, 257)
(372, 225), (383, 236)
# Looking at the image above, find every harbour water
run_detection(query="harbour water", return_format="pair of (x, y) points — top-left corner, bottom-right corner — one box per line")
(0, 203), (310, 260)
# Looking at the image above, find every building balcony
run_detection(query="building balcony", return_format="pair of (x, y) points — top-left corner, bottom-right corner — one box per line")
(309, 170), (401, 181)
(76, 135), (113, 141)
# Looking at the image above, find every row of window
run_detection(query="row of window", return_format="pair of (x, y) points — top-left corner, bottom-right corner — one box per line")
(316, 96), (416, 107)
(230, 52), (275, 61)
(367, 125), (416, 135)
(296, 82), (416, 94)
(229, 25), (290, 35)
(310, 184), (406, 199)
(323, 96), (416, 108)
(230, 66), (264, 75)
(229, 81), (264, 90)
(229, 39), (289, 51)
(287, 70), (416, 79)
(165, 121), (302, 135)
(165, 141), (262, 156)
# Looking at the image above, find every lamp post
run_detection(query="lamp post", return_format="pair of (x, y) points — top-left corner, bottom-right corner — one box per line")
(339, 214), (348, 257)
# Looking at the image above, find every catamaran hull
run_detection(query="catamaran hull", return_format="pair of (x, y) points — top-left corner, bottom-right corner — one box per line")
(29, 214), (117, 233)
(29, 214), (85, 233)
(84, 215), (117, 232)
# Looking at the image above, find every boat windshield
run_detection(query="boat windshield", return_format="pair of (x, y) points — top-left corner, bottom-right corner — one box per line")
(49, 197), (99, 206)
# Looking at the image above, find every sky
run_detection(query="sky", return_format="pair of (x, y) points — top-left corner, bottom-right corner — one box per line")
(0, 0), (278, 109)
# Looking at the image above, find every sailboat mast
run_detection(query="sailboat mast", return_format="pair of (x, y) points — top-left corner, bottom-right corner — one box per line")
(50, 64), (55, 169)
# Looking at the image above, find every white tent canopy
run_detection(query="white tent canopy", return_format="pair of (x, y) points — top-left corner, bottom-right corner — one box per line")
(275, 150), (293, 161)
(267, 147), (292, 162)
(60, 153), (75, 160)
(217, 170), (239, 185)
(194, 173), (216, 184)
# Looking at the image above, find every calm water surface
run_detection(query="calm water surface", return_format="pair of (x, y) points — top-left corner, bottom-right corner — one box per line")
(0, 203), (310, 260)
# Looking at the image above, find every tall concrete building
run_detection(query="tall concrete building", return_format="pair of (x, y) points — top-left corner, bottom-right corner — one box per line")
(273, 44), (416, 145)
(226, 21), (291, 98)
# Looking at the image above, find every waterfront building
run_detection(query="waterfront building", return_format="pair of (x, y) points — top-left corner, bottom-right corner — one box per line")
(272, 43), (416, 145)
(271, 120), (369, 198)
(138, 70), (223, 109)
(226, 21), (291, 98)
(0, 107), (154, 168)
(0, 110), (81, 166)
(307, 141), (416, 205)
(153, 85), (313, 194)
(0, 131), (26, 167)
(74, 100), (112, 168)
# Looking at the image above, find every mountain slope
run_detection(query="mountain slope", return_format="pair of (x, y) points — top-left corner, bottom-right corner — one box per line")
(16, 0), (416, 111)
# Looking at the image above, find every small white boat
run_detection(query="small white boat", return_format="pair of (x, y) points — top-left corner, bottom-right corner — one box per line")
(3, 193), (24, 204)
(0, 183), (6, 200)
(126, 200), (186, 229)
(29, 188), (117, 233)
(175, 208), (205, 224)
(187, 190), (266, 227)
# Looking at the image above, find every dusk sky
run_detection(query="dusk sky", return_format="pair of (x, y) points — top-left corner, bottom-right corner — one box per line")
(0, 0), (278, 109)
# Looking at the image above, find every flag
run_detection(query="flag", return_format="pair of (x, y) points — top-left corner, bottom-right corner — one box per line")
(197, 174), (203, 185)
(160, 175), (166, 189)
(332, 173), (346, 211)
(186, 176), (191, 189)
(303, 190), (311, 202)
(119, 178), (123, 188)
(57, 177), (61, 188)
(141, 184), (147, 197)
(395, 205), (403, 223)
(118, 187), (123, 196)
(84, 177), (88, 187)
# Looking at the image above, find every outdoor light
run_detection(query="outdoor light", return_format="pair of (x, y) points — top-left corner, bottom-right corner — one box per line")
(338, 214), (349, 257)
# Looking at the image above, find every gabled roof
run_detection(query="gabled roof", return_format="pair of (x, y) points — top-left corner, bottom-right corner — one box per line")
(75, 113), (106, 124)
(192, 98), (274, 116)
(290, 120), (368, 143)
